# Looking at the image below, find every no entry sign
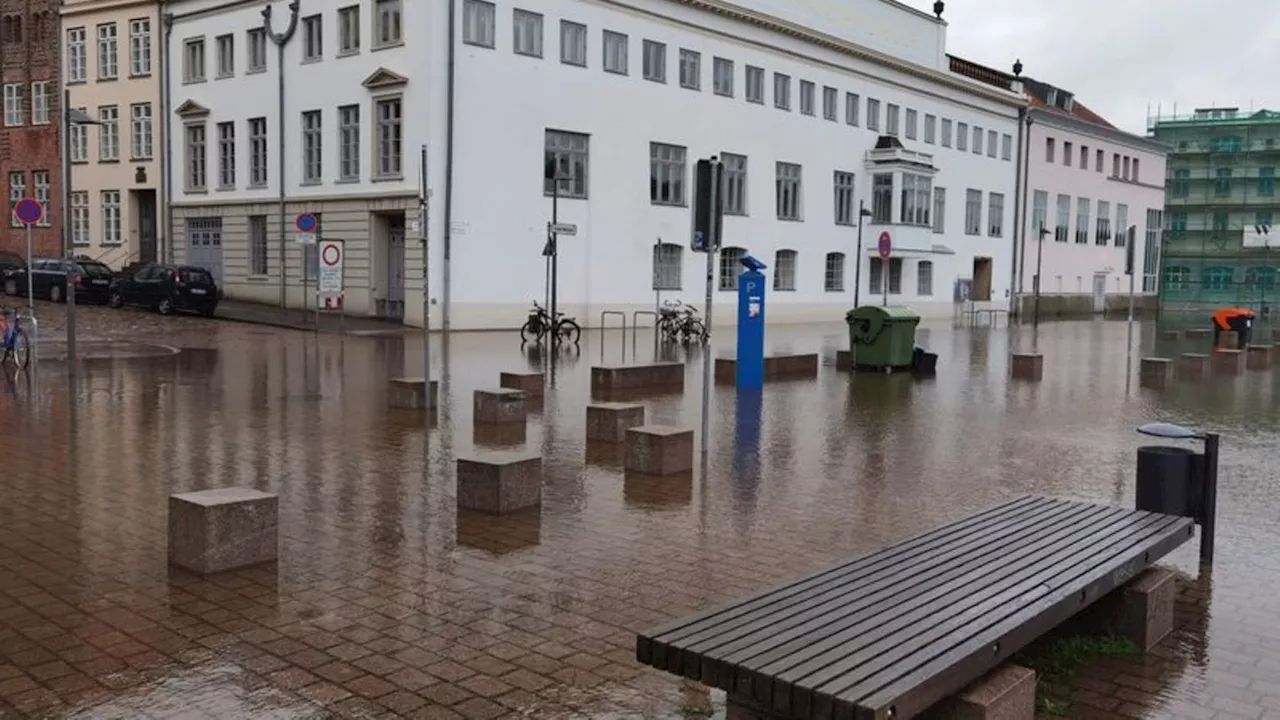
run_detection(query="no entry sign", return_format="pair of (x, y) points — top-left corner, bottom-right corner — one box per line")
(317, 239), (344, 296)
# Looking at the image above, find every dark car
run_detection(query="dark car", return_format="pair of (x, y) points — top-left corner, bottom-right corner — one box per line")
(3, 256), (114, 304)
(0, 251), (25, 283)
(109, 264), (219, 317)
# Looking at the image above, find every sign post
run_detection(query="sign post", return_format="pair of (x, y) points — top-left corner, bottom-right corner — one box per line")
(736, 256), (768, 390)
(13, 198), (42, 319)
(296, 213), (318, 326)
(1125, 224), (1137, 390)
(692, 157), (724, 457)
(877, 231), (892, 306)
(317, 239), (344, 333)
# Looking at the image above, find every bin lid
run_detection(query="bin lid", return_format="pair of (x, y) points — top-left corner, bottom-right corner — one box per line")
(846, 305), (921, 322)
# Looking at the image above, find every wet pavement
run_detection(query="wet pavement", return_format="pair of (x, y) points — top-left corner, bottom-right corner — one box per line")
(2, 315), (1280, 719)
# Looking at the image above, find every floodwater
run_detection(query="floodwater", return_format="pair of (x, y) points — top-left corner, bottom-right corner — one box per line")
(2, 317), (1279, 719)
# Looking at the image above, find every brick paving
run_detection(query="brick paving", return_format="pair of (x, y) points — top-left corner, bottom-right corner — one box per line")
(0, 319), (1276, 718)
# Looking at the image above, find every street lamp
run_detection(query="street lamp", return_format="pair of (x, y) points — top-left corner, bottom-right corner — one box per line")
(852, 201), (874, 308)
(1032, 226), (1050, 333)
(62, 100), (103, 369)
(1136, 422), (1220, 564)
(543, 159), (565, 345)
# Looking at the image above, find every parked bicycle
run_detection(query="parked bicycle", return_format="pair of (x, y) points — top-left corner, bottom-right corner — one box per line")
(519, 301), (582, 345)
(0, 307), (31, 370)
(658, 300), (707, 345)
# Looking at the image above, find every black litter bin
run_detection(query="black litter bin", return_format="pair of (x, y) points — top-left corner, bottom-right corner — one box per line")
(1135, 445), (1204, 521)
(911, 347), (938, 376)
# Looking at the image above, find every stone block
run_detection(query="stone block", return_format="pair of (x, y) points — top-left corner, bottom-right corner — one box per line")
(1010, 353), (1043, 381)
(714, 358), (737, 383)
(1216, 330), (1240, 350)
(474, 388), (527, 424)
(1247, 344), (1273, 370)
(836, 350), (851, 371)
(1138, 357), (1174, 389)
(590, 363), (684, 393)
(456, 452), (542, 514)
(499, 371), (544, 397)
(586, 402), (645, 442)
(1178, 352), (1210, 378)
(925, 664), (1036, 720)
(1083, 568), (1177, 652)
(474, 422), (527, 448)
(1212, 349), (1244, 376)
(1160, 329), (1183, 342)
(169, 488), (279, 575)
(625, 425), (694, 476)
(388, 378), (438, 410)
(1185, 328), (1212, 339)
(764, 353), (819, 378)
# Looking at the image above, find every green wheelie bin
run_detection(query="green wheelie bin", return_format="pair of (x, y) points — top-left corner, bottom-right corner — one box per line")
(845, 306), (921, 369)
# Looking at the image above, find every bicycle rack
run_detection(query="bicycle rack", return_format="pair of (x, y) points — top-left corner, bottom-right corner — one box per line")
(632, 310), (658, 361)
(599, 311), (627, 364)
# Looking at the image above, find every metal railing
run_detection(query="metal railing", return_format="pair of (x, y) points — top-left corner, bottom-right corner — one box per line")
(632, 310), (658, 359)
(599, 311), (627, 364)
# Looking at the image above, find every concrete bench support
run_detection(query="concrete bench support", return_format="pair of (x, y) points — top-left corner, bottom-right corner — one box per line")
(169, 488), (278, 575)
(586, 403), (645, 443)
(474, 389), (527, 424)
(1178, 352), (1210, 378)
(836, 350), (851, 371)
(1247, 344), (1273, 370)
(923, 664), (1037, 720)
(388, 378), (438, 410)
(591, 363), (684, 393)
(1010, 353), (1043, 381)
(499, 372), (544, 397)
(456, 453), (542, 514)
(1212, 349), (1244, 376)
(1082, 568), (1177, 652)
(625, 425), (694, 476)
(1139, 357), (1174, 389)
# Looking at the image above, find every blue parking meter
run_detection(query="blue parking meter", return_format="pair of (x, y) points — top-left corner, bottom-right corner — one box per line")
(736, 255), (767, 390)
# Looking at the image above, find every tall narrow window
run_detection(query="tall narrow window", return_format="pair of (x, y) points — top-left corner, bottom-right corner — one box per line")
(302, 15), (322, 61)
(1215, 168), (1231, 196)
(186, 123), (207, 191)
(1055, 194), (1071, 242)
(917, 261), (933, 296)
(799, 81), (815, 116)
(1002, 134), (1012, 161)
(544, 130), (588, 198)
(7, 172), (24, 228)
(375, 0), (403, 48)
(745, 66), (763, 104)
(513, 10), (542, 57)
(924, 114), (936, 144)
(965, 189), (982, 235)
(1115, 205), (1129, 247)
(67, 27), (87, 83)
(30, 82), (49, 125)
(956, 122), (968, 151)
(678, 49), (700, 89)
(70, 110), (88, 162)
(247, 28), (267, 72)
(339, 5), (361, 54)
(845, 93), (859, 126)
(1096, 200), (1111, 245)
(773, 250), (797, 291)
(183, 37), (205, 82)
(773, 74), (790, 111)
(775, 162), (802, 220)
(462, 0), (495, 47)
(70, 191), (89, 245)
(905, 109), (918, 140)
(98, 23), (118, 80)
(561, 21), (587, 67)
(718, 248), (747, 291)
(1046, 137), (1055, 163)
(824, 253), (845, 292)
(940, 118), (952, 147)
(900, 174), (931, 226)
(216, 34), (234, 77)
(33, 172), (50, 227)
(302, 110), (322, 183)
(1063, 141), (1072, 166)
(823, 86), (837, 121)
(642, 41), (666, 82)
(129, 18), (151, 76)
(721, 153), (747, 216)
(888, 258), (903, 295)
(1261, 167), (1276, 196)
(101, 190), (121, 245)
(932, 188), (945, 234)
(249, 117), (268, 187)
(339, 105), (360, 181)
(649, 142), (686, 205)
(98, 105), (119, 161)
(833, 171), (855, 226)
(987, 130), (997, 158)
(603, 31), (627, 74)
(1031, 190), (1048, 237)
(249, 215), (269, 275)
(376, 97), (403, 178)
(713, 58), (733, 97)
(972, 126), (983, 155)
(217, 121), (236, 188)
(988, 193), (1004, 238)
(1173, 169), (1190, 197)
(885, 103), (899, 135)
(3, 85), (23, 127)
(871, 173), (892, 223)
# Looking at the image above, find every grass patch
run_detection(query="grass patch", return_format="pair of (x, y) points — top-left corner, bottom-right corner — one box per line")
(1013, 635), (1139, 716)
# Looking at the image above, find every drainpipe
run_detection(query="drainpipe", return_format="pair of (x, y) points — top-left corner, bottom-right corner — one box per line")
(161, 5), (172, 264)
(443, 0), (457, 332)
(264, 0), (300, 308)
(1009, 107), (1026, 316)
(1016, 114), (1034, 317)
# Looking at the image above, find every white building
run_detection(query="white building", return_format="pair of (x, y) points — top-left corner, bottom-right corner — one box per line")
(165, 0), (1025, 329)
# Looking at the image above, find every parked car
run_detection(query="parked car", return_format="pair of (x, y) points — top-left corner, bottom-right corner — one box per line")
(0, 251), (25, 283)
(109, 264), (220, 317)
(2, 257), (114, 304)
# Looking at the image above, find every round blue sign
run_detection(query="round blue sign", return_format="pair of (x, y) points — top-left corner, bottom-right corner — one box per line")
(295, 213), (317, 233)
(13, 198), (42, 226)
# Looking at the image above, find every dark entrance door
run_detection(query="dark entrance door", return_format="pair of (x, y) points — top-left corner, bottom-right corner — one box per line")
(135, 190), (158, 263)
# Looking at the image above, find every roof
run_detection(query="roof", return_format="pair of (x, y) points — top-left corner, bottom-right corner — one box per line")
(1021, 76), (1116, 129)
(947, 54), (1016, 92)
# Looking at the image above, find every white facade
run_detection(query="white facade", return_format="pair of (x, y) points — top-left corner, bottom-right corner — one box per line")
(166, 0), (1024, 329)
(1018, 107), (1169, 309)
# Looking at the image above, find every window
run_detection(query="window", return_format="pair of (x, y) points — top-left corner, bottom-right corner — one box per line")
(905, 109), (918, 140)
(940, 118), (952, 148)
(745, 66), (764, 104)
(845, 93), (859, 126)
(887, 258), (903, 295)
(1133, 159), (1140, 182)
(376, 97), (403, 178)
(799, 81), (814, 116)
(653, 243), (682, 290)
(718, 247), (746, 291)
(1202, 267), (1233, 292)
(1169, 212), (1187, 233)
(247, 28), (267, 72)
(824, 253), (845, 292)
(722, 153), (747, 216)
(649, 142), (686, 205)
(1080, 145), (1088, 169)
(713, 58), (733, 96)
(514, 10), (543, 57)
(7, 172), (23, 228)
(774, 250), (797, 291)
(964, 189), (981, 235)
(184, 37), (205, 82)
(1123, 156), (1131, 180)
(129, 19), (151, 76)
(375, 0), (402, 47)
(561, 21), (587, 67)
(924, 114), (936, 144)
(885, 104), (899, 135)
(642, 41), (666, 82)
(678, 48), (699, 89)
(1163, 266), (1191, 291)
(1112, 153), (1120, 177)
(987, 130), (997, 158)
(216, 34), (234, 77)
(1096, 200), (1111, 245)
(301, 15), (322, 61)
(822, 86), (837, 121)
(956, 122), (968, 152)
(249, 117), (268, 187)
(917, 260), (933, 296)
(972, 126), (982, 155)
(101, 190), (121, 245)
(603, 31), (627, 74)
(463, 0), (495, 47)
(1215, 168), (1232, 196)
(1173, 169), (1190, 198)
(932, 187), (945, 234)
(869, 257), (882, 295)
(98, 106), (119, 161)
(833, 171), (855, 226)
(31, 172), (49, 227)
(1063, 141), (1072, 166)
(544, 130), (588, 198)
(249, 216), (269, 275)
(302, 110), (322, 183)
(1002, 134), (1012, 161)
(29, 82), (48, 125)
(1143, 209), (1163, 293)
(70, 110), (88, 162)
(1115, 204), (1129, 247)
(775, 162), (802, 220)
(130, 103), (152, 159)
(339, 105), (360, 181)
(773, 74), (790, 110)
(3, 84), (22, 127)
(216, 122), (235, 188)
(1261, 167), (1276, 196)
(185, 123), (207, 191)
(339, 5), (360, 54)
(1031, 190), (1048, 237)
(1054, 194), (1070, 242)
(1096, 149), (1104, 173)
(98, 23), (118, 80)
(1045, 138), (1057, 163)
(866, 98), (880, 131)
(1075, 198), (1089, 243)
(871, 173), (892, 224)
(68, 27), (87, 83)
(900, 174), (931, 226)
(71, 191), (89, 245)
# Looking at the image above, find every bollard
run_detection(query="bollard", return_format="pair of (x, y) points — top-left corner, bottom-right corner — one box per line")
(1136, 423), (1219, 565)
(1138, 358), (1174, 389)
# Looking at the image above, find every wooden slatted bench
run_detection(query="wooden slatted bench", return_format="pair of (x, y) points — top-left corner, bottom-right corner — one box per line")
(636, 496), (1194, 720)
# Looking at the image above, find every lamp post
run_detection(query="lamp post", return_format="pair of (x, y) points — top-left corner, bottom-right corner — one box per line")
(852, 201), (873, 308)
(62, 100), (102, 370)
(1136, 422), (1220, 564)
(263, 0), (301, 310)
(1032, 226), (1050, 335)
(543, 159), (566, 346)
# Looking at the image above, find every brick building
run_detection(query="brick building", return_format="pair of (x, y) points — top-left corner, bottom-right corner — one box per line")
(1, 0), (61, 258)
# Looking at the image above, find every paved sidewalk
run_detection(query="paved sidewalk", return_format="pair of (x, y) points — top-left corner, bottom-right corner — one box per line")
(214, 299), (408, 335)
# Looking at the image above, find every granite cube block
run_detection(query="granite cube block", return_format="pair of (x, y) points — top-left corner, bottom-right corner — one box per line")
(456, 452), (542, 514)
(499, 372), (544, 397)
(586, 402), (645, 443)
(1178, 352), (1210, 378)
(925, 664), (1036, 720)
(625, 425), (694, 476)
(169, 488), (278, 575)
(1139, 357), (1173, 389)
(1010, 353), (1043, 381)
(1247, 344), (1273, 370)
(1212, 349), (1244, 376)
(474, 388), (527, 424)
(388, 378), (438, 410)
(1082, 568), (1177, 652)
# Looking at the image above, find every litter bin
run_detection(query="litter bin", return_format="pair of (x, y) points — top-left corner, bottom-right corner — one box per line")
(1135, 445), (1204, 521)
(846, 306), (921, 369)
(911, 347), (938, 376)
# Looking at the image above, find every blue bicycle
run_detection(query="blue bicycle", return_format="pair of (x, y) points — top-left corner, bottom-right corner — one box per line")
(0, 308), (31, 370)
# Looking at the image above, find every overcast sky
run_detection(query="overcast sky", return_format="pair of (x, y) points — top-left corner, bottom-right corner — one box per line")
(901, 0), (1280, 134)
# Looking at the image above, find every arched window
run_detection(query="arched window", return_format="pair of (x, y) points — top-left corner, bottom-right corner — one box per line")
(773, 249), (797, 291)
(719, 246), (746, 291)
(824, 252), (845, 292)
(1202, 266), (1233, 291)
(652, 243), (682, 291)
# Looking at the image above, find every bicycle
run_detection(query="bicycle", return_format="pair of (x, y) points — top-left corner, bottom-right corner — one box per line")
(519, 301), (582, 345)
(658, 300), (707, 345)
(0, 307), (31, 370)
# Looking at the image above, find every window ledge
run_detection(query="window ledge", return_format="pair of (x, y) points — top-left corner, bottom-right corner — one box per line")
(130, 156), (154, 163)
(337, 49), (360, 58)
(97, 76), (119, 83)
(248, 183), (268, 190)
(372, 174), (404, 183)
(185, 189), (208, 195)
(98, 159), (120, 165)
(130, 72), (153, 79)
(372, 40), (405, 52)
(301, 58), (322, 66)
(182, 78), (207, 85)
(542, 191), (587, 200)
(246, 68), (266, 75)
(215, 73), (235, 80)
(335, 177), (360, 185)
(652, 202), (688, 208)
(216, 185), (235, 192)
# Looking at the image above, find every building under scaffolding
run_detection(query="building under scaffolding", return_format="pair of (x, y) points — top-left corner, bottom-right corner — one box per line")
(1151, 107), (1280, 320)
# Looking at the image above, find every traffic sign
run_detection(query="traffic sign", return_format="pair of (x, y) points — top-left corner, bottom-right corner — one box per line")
(877, 231), (892, 260)
(548, 222), (577, 236)
(13, 198), (42, 227)
(317, 239), (344, 296)
(296, 213), (318, 245)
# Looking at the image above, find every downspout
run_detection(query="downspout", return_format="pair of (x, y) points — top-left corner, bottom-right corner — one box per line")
(443, 0), (457, 331)
(264, 0), (300, 308)
(1009, 107), (1025, 316)
(1016, 114), (1034, 316)
(161, 5), (172, 264)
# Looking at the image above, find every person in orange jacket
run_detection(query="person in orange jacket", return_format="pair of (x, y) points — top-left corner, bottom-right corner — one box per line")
(1212, 307), (1255, 347)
